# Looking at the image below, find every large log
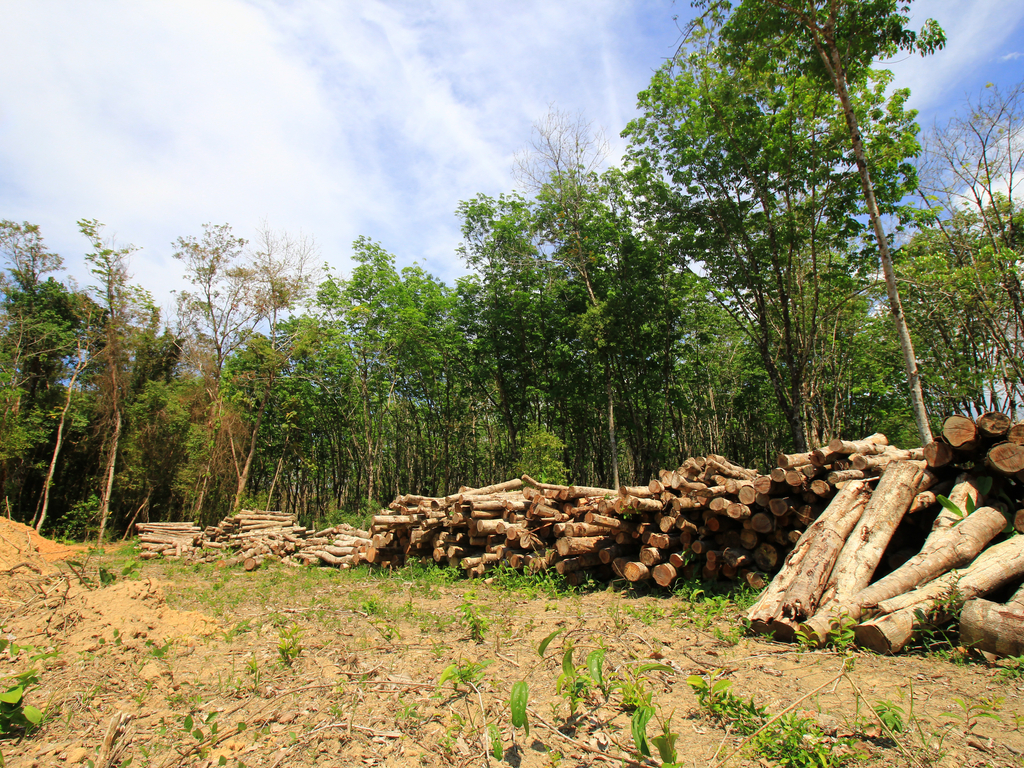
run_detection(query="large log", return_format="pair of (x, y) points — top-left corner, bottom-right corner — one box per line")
(987, 442), (1024, 475)
(855, 535), (1024, 654)
(959, 583), (1024, 657)
(834, 506), (1005, 624)
(798, 461), (921, 645)
(977, 411), (1011, 439)
(942, 414), (979, 451)
(776, 481), (872, 622)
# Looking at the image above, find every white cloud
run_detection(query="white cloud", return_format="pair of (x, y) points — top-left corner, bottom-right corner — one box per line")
(1, 0), (1020, 317)
(1002, 52), (1023, 61)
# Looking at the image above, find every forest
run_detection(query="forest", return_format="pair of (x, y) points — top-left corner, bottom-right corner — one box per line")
(2, 4), (1022, 541)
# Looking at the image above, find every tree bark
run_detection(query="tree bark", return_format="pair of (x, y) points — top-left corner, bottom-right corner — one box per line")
(798, 461), (921, 645)
(777, 480), (872, 621)
(960, 583), (1024, 658)
(855, 534), (1024, 654)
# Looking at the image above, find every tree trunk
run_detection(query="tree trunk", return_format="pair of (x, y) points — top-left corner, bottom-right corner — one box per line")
(855, 534), (1024, 654)
(232, 377), (274, 512)
(97, 408), (122, 543)
(799, 16), (933, 446)
(798, 461), (921, 645)
(36, 357), (86, 532)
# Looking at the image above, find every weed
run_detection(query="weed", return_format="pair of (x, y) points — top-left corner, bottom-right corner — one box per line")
(688, 671), (856, 767)
(943, 695), (1002, 733)
(0, 668), (43, 736)
(510, 681), (529, 736)
(872, 698), (905, 734)
(459, 599), (489, 643)
(555, 641), (592, 719)
(277, 623), (303, 666)
(624, 603), (664, 626)
(996, 655), (1024, 681)
(487, 722), (503, 759)
(245, 654), (261, 692)
(437, 658), (493, 693)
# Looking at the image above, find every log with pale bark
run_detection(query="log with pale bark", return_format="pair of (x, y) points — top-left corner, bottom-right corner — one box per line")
(854, 534), (1024, 654)
(959, 582), (1024, 657)
(798, 461), (922, 646)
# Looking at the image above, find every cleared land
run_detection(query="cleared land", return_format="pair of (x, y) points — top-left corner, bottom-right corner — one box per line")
(2, 540), (1023, 768)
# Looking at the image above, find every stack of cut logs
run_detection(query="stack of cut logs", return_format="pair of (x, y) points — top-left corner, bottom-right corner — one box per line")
(747, 412), (1024, 657)
(136, 512), (372, 572)
(136, 522), (203, 559)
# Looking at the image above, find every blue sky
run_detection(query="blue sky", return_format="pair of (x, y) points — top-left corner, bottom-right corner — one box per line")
(1, 1), (1022, 317)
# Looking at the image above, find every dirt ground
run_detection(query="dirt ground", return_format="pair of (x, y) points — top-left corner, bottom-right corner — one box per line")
(1, 533), (1023, 768)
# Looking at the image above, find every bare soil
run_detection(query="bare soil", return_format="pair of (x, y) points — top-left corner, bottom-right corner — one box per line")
(1, 538), (1022, 768)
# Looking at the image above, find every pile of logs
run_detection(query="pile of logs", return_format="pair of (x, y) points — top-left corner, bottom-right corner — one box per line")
(133, 413), (1023, 657)
(136, 512), (372, 571)
(136, 522), (203, 559)
(369, 433), (931, 589)
(747, 413), (1024, 657)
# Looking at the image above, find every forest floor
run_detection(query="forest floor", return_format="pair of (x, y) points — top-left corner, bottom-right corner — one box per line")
(2, 523), (1023, 768)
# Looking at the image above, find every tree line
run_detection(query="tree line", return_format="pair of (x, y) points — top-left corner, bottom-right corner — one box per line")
(2, 1), (1021, 538)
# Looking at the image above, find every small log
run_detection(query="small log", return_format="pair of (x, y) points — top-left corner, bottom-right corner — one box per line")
(622, 561), (650, 582)
(987, 442), (1024, 475)
(922, 439), (956, 468)
(652, 562), (677, 587)
(828, 433), (889, 455)
(960, 583), (1024, 657)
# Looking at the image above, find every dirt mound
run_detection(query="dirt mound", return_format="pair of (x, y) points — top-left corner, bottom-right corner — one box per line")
(0, 517), (81, 566)
(12, 578), (221, 654)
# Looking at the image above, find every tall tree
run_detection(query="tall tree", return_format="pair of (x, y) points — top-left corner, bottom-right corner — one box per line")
(513, 108), (623, 486)
(80, 219), (153, 542)
(707, 0), (945, 445)
(623, 21), (918, 450)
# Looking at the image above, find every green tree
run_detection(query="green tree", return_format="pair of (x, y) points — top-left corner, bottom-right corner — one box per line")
(706, 0), (946, 444)
(623, 20), (918, 450)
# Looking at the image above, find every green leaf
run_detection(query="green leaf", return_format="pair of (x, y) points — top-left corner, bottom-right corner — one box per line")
(936, 495), (964, 518)
(976, 476), (993, 496)
(510, 681), (529, 733)
(537, 628), (563, 658)
(586, 649), (605, 689)
(561, 643), (575, 678)
(651, 730), (679, 765)
(636, 663), (674, 674)
(0, 688), (23, 704)
(183, 715), (193, 732)
(965, 495), (976, 515)
(631, 706), (654, 757)
(22, 705), (42, 725)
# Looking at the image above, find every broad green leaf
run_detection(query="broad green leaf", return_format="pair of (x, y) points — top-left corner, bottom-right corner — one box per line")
(936, 495), (964, 518)
(0, 688), (23, 704)
(537, 628), (563, 658)
(22, 705), (42, 725)
(631, 706), (654, 757)
(561, 643), (575, 678)
(510, 681), (529, 734)
(586, 649), (605, 687)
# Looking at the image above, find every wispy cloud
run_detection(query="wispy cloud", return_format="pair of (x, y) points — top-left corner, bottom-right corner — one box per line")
(1, 0), (1020, 315)
(1002, 51), (1023, 61)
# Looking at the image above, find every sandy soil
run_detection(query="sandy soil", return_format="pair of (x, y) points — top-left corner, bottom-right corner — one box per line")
(1, 545), (1022, 768)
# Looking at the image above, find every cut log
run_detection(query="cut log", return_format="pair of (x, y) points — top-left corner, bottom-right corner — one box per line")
(798, 461), (921, 645)
(977, 411), (1011, 439)
(855, 534), (1024, 654)
(828, 433), (889, 455)
(837, 506), (1005, 624)
(960, 583), (1024, 658)
(1008, 422), (1024, 446)
(776, 481), (872, 622)
(942, 414), (979, 451)
(986, 442), (1024, 475)
(923, 440), (956, 469)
